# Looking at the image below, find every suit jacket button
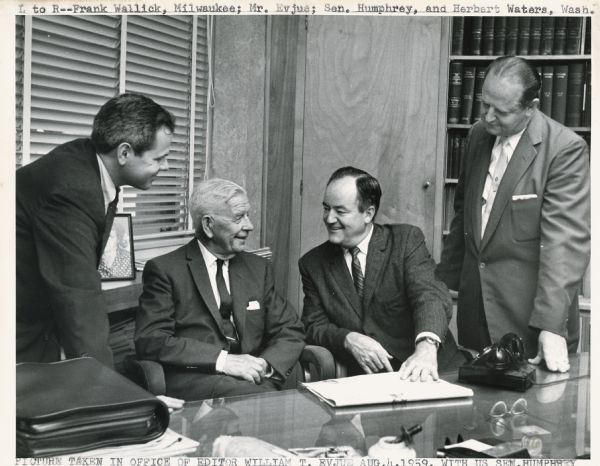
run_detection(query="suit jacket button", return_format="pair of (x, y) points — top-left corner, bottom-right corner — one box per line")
(480, 262), (485, 269)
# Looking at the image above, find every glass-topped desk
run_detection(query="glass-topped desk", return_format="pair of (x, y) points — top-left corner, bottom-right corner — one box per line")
(169, 353), (589, 458)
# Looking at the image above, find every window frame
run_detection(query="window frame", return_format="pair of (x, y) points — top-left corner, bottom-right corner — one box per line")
(16, 14), (213, 250)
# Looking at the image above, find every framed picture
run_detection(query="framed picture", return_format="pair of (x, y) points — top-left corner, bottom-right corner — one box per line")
(98, 213), (136, 281)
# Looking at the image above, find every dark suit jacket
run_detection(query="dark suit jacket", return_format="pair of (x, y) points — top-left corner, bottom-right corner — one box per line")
(135, 240), (305, 382)
(437, 110), (590, 355)
(299, 224), (460, 371)
(16, 138), (113, 366)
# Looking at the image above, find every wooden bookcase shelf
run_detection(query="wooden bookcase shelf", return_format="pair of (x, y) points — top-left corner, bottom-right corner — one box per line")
(441, 16), (591, 238)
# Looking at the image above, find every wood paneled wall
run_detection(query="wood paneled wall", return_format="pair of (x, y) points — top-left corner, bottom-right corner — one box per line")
(210, 17), (268, 251)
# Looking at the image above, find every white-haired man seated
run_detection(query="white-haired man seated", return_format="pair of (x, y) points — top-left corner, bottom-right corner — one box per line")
(135, 178), (305, 400)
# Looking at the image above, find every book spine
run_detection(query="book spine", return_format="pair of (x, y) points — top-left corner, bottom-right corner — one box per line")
(541, 17), (555, 55)
(582, 62), (591, 127)
(551, 64), (569, 124)
(472, 66), (487, 123)
(453, 134), (461, 178)
(493, 17), (507, 56)
(540, 65), (554, 117)
(482, 17), (495, 55)
(528, 17), (542, 55)
(517, 17), (531, 55)
(469, 17), (483, 55)
(460, 65), (476, 124)
(451, 17), (465, 55)
(458, 136), (466, 178)
(565, 62), (585, 127)
(505, 17), (519, 55)
(566, 17), (583, 54)
(448, 62), (464, 124)
(553, 17), (567, 54)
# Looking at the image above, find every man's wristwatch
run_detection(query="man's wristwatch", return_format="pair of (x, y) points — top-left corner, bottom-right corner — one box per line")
(416, 336), (440, 349)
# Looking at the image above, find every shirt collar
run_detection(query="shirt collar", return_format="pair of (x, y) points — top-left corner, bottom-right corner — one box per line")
(345, 223), (374, 255)
(197, 239), (227, 268)
(96, 154), (117, 210)
(496, 126), (526, 152)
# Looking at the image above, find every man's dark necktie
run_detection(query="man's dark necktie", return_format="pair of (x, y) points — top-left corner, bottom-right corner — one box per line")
(100, 187), (120, 255)
(216, 259), (241, 353)
(350, 247), (364, 299)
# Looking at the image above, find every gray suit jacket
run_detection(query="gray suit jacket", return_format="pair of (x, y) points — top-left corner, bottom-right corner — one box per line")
(299, 224), (460, 370)
(437, 110), (590, 354)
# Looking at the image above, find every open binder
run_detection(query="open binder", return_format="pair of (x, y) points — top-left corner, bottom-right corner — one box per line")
(17, 357), (169, 457)
(303, 372), (473, 408)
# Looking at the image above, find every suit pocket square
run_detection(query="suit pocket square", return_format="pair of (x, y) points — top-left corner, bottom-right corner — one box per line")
(246, 300), (261, 311)
(512, 194), (538, 201)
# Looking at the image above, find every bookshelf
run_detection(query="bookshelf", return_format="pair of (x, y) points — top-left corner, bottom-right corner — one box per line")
(442, 16), (591, 236)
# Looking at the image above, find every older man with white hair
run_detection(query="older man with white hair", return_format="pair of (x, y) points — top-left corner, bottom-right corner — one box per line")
(135, 178), (305, 400)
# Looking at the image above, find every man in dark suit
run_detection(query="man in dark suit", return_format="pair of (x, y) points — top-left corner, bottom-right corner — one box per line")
(436, 56), (590, 372)
(17, 93), (175, 367)
(135, 178), (305, 400)
(299, 167), (463, 380)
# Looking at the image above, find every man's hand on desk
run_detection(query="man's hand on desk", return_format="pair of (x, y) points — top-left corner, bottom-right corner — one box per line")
(398, 339), (439, 382)
(156, 395), (185, 413)
(223, 354), (269, 384)
(344, 332), (393, 374)
(528, 330), (570, 373)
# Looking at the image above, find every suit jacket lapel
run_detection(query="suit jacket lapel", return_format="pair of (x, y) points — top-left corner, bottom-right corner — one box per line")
(228, 256), (247, 342)
(481, 112), (542, 249)
(186, 240), (223, 330)
(328, 247), (362, 319)
(468, 133), (495, 250)
(363, 224), (388, 311)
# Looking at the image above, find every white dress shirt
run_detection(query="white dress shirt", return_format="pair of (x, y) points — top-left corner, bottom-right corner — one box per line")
(481, 128), (526, 236)
(197, 241), (234, 372)
(344, 224), (440, 345)
(97, 154), (118, 213)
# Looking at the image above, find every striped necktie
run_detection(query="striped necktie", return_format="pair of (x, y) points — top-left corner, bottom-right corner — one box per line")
(350, 247), (364, 299)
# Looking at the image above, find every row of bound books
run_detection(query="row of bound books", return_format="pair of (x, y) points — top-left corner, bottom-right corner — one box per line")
(448, 61), (591, 127)
(451, 16), (590, 56)
(446, 133), (466, 179)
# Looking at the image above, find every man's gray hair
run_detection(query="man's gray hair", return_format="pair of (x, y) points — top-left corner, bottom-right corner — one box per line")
(190, 178), (247, 234)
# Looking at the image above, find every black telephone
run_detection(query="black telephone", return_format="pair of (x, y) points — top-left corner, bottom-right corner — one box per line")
(459, 333), (536, 391)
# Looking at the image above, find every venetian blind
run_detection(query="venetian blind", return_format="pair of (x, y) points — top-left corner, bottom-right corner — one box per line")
(15, 15), (25, 168)
(193, 16), (210, 185)
(122, 15), (193, 236)
(29, 15), (120, 163)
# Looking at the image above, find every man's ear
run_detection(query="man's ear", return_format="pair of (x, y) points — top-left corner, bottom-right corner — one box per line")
(364, 205), (376, 223)
(201, 215), (214, 239)
(527, 98), (540, 115)
(116, 142), (133, 167)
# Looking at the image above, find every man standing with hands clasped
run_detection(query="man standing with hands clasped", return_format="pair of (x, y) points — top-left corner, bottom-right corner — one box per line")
(300, 167), (465, 381)
(436, 56), (590, 373)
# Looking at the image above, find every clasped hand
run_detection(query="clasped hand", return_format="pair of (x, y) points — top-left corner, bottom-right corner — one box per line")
(344, 332), (439, 381)
(223, 354), (269, 384)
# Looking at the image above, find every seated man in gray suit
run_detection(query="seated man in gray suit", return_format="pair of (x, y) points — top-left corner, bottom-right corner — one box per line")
(135, 178), (305, 400)
(299, 167), (464, 380)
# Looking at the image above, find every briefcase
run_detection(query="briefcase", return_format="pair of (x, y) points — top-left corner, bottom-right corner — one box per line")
(17, 357), (169, 457)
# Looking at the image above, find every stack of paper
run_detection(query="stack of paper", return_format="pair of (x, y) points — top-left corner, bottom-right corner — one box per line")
(57, 429), (199, 457)
(303, 372), (473, 408)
